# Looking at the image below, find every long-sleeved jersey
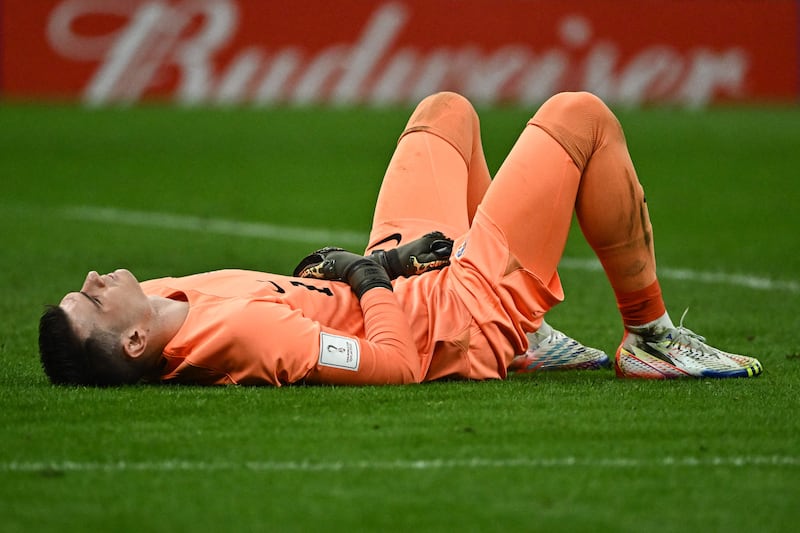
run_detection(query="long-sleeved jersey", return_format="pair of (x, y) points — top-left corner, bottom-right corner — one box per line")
(141, 215), (563, 386)
(142, 269), (422, 386)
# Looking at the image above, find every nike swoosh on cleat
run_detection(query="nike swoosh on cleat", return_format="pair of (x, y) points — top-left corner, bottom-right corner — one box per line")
(368, 232), (402, 250)
(622, 346), (689, 378)
(638, 342), (677, 364)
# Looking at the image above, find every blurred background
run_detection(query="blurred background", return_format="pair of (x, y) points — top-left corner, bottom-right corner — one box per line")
(2, 0), (797, 108)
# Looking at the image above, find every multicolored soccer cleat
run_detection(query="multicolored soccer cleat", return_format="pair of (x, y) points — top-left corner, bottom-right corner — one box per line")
(615, 316), (763, 379)
(510, 321), (610, 373)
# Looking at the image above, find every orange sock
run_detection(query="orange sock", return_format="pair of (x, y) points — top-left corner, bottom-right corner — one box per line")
(614, 280), (667, 326)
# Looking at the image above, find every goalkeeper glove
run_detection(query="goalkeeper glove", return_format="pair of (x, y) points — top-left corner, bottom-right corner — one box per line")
(368, 231), (453, 279)
(293, 247), (392, 299)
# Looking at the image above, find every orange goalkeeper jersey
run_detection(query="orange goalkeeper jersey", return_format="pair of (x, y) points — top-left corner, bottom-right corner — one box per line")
(140, 213), (563, 387)
(141, 270), (421, 386)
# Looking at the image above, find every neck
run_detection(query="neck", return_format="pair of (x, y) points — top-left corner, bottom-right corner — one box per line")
(147, 296), (189, 355)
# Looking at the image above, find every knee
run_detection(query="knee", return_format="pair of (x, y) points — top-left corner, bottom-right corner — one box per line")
(542, 91), (607, 113)
(408, 91), (478, 128)
(403, 92), (481, 166)
(538, 92), (618, 133)
(417, 91), (475, 112)
(531, 92), (623, 169)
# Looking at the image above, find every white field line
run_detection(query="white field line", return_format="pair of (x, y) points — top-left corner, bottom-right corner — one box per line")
(2, 455), (799, 473)
(558, 257), (800, 293)
(61, 205), (799, 293)
(61, 205), (367, 247)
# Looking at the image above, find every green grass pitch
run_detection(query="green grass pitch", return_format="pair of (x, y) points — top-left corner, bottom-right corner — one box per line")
(1, 101), (799, 532)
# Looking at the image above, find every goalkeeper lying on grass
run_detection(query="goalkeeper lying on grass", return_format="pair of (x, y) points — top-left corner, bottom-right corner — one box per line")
(39, 91), (762, 386)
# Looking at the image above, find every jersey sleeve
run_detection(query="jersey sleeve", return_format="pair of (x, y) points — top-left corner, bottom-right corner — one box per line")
(304, 287), (421, 386)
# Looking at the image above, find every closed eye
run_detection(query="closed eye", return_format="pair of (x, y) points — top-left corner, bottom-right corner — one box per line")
(80, 291), (102, 308)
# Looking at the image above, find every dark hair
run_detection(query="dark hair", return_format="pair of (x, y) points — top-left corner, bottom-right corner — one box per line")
(38, 305), (143, 386)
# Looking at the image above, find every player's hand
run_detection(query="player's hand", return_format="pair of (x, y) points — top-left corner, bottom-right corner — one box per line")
(293, 247), (392, 299)
(368, 231), (453, 279)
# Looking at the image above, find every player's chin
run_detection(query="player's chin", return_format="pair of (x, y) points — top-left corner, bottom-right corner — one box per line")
(114, 268), (139, 284)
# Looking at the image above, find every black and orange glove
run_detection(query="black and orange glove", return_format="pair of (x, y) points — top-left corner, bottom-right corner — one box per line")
(293, 248), (392, 299)
(368, 231), (453, 279)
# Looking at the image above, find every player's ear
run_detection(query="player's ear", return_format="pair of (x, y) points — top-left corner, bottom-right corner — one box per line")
(122, 329), (147, 359)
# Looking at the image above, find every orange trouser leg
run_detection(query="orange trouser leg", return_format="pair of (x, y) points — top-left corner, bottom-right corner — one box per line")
(483, 92), (665, 325)
(366, 92), (491, 253)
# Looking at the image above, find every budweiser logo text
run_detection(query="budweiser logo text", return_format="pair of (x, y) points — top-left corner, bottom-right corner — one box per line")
(45, 0), (751, 107)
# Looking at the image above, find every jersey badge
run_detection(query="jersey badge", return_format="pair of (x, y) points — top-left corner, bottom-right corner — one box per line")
(319, 332), (360, 371)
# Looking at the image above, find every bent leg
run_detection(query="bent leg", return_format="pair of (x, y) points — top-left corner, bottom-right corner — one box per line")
(530, 92), (664, 324)
(479, 92), (665, 325)
(366, 92), (491, 254)
(530, 92), (656, 293)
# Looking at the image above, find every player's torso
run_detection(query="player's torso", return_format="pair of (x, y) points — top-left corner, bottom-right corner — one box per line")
(142, 269), (365, 333)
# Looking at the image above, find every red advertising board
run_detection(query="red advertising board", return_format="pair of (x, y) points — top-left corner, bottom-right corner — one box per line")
(1, 0), (798, 107)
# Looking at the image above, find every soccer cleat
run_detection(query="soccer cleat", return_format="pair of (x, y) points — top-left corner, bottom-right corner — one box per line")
(510, 321), (610, 373)
(615, 312), (763, 379)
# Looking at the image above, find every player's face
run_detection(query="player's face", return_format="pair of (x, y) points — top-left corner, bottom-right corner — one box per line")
(59, 269), (150, 340)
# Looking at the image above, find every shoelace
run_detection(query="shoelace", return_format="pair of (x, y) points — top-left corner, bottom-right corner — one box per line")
(666, 308), (713, 354)
(534, 328), (567, 349)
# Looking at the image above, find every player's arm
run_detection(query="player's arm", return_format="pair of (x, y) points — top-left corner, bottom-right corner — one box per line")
(294, 248), (421, 385)
(304, 288), (421, 386)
